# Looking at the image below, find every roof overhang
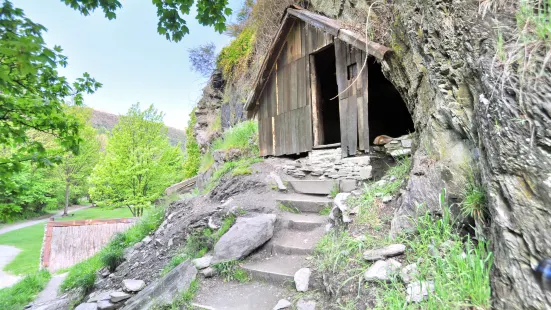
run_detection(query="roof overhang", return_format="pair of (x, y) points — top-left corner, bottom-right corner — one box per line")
(244, 6), (391, 112)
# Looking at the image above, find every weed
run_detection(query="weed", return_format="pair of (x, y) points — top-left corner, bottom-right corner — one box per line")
(350, 157), (411, 227)
(151, 279), (200, 310)
(319, 206), (331, 216)
(232, 166), (252, 176)
(213, 260), (250, 283)
(0, 270), (51, 309)
(217, 27), (256, 79)
(211, 120), (259, 155)
(278, 203), (300, 214)
(461, 183), (486, 221)
(199, 151), (215, 173)
(329, 183), (340, 199)
(378, 206), (493, 309)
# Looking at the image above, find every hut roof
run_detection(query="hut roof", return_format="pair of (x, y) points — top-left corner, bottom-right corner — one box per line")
(244, 6), (391, 112)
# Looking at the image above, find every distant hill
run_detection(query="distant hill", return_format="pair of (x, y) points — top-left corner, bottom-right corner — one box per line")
(90, 110), (186, 147)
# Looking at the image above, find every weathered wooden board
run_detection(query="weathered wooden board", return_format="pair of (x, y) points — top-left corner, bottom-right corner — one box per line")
(356, 50), (369, 151)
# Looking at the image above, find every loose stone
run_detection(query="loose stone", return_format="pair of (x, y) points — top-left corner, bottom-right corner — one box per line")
(122, 279), (145, 292)
(363, 244), (406, 261)
(406, 281), (435, 303)
(294, 268), (311, 292)
(273, 299), (292, 309)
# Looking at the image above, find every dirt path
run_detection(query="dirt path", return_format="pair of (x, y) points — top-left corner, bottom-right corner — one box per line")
(0, 205), (91, 236)
(0, 245), (21, 289)
(34, 273), (67, 304)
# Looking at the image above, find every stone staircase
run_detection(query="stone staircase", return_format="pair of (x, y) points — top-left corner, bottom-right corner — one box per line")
(193, 184), (333, 309)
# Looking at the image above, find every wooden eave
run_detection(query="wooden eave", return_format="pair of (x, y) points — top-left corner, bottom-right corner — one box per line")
(244, 6), (391, 112)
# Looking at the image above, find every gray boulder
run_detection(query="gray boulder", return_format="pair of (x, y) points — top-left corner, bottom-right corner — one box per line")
(122, 279), (145, 292)
(406, 281), (434, 303)
(122, 261), (197, 310)
(363, 244), (406, 261)
(110, 291), (132, 303)
(74, 303), (98, 310)
(296, 299), (316, 310)
(273, 299), (291, 310)
(192, 255), (212, 270)
(211, 214), (276, 263)
(364, 259), (401, 282)
(294, 268), (311, 292)
(97, 300), (120, 310)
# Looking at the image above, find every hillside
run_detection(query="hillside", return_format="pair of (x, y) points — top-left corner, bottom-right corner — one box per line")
(90, 109), (186, 147)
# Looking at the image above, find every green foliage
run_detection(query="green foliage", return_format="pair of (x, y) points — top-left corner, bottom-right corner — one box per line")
(151, 279), (199, 310)
(0, 270), (51, 309)
(61, 0), (232, 41)
(183, 109), (201, 179)
(211, 120), (258, 154)
(89, 104), (184, 211)
(319, 206), (331, 216)
(62, 205), (166, 291)
(329, 183), (340, 199)
(161, 215), (236, 275)
(231, 166), (252, 176)
(351, 157), (411, 227)
(54, 107), (101, 214)
(461, 183), (486, 221)
(199, 150), (215, 173)
(377, 207), (493, 309)
(278, 203), (300, 214)
(212, 260), (250, 283)
(217, 26), (256, 79)
(0, 1), (101, 213)
(203, 157), (263, 192)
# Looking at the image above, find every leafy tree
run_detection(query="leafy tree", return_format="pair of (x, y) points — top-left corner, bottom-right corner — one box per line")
(89, 104), (183, 215)
(0, 1), (101, 202)
(188, 42), (217, 77)
(62, 0), (232, 41)
(54, 108), (101, 216)
(183, 109), (200, 178)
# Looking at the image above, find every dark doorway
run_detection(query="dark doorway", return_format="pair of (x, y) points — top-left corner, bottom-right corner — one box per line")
(312, 45), (340, 146)
(368, 60), (415, 143)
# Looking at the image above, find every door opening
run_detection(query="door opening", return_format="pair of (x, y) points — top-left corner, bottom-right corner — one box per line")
(311, 45), (340, 146)
(368, 60), (415, 143)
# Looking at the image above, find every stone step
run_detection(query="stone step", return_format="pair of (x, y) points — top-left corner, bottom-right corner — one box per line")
(276, 195), (332, 213)
(193, 278), (290, 310)
(280, 213), (327, 231)
(288, 179), (357, 195)
(242, 254), (306, 285)
(270, 228), (325, 255)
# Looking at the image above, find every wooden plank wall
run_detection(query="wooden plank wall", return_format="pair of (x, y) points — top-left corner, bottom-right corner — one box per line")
(335, 38), (369, 157)
(257, 19), (331, 156)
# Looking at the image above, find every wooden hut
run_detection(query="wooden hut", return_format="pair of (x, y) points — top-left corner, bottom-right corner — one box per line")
(245, 6), (414, 158)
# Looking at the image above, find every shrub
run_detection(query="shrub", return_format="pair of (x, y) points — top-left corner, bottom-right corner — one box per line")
(183, 109), (201, 179)
(212, 260), (249, 283)
(217, 26), (256, 79)
(211, 120), (259, 155)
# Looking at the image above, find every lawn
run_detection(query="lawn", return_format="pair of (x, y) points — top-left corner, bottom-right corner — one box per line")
(0, 207), (135, 275)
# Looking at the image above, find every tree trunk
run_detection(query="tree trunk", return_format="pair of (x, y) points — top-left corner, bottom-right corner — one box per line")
(64, 182), (70, 216)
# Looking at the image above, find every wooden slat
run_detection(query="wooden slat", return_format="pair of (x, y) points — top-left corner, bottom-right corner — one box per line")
(258, 114), (266, 156)
(287, 8), (340, 37)
(356, 51), (369, 151)
(290, 61), (298, 111)
(346, 95), (358, 156)
(335, 39), (349, 100)
(304, 105), (313, 152)
(265, 118), (273, 156)
(339, 98), (349, 158)
(277, 67), (286, 114)
(310, 55), (323, 146)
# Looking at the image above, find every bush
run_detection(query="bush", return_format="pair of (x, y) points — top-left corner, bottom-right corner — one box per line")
(217, 26), (256, 79)
(0, 270), (51, 309)
(211, 120), (258, 154)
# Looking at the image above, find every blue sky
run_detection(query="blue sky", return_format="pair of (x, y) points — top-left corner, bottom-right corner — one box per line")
(16, 0), (242, 129)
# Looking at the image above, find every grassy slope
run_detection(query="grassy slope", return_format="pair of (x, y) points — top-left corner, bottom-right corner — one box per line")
(0, 271), (50, 309)
(0, 207), (134, 275)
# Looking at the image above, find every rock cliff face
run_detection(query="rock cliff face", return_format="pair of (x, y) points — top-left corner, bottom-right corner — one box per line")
(310, 0), (550, 308)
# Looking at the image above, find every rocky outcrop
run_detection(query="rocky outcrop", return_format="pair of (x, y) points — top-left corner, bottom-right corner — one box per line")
(194, 70), (225, 150)
(211, 214), (276, 264)
(122, 261), (197, 310)
(309, 1), (551, 308)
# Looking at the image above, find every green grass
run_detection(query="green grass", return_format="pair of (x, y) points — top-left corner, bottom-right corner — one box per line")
(329, 183), (340, 199)
(461, 183), (486, 221)
(151, 279), (199, 310)
(203, 157), (263, 192)
(61, 206), (166, 292)
(160, 215), (236, 276)
(376, 204), (493, 309)
(211, 120), (258, 154)
(0, 207), (136, 275)
(278, 203), (300, 214)
(199, 150), (215, 173)
(319, 206), (331, 216)
(212, 260), (250, 283)
(350, 157), (411, 227)
(0, 270), (51, 309)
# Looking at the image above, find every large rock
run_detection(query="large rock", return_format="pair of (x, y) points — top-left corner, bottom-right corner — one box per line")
(294, 268), (311, 292)
(97, 300), (120, 310)
(122, 279), (145, 292)
(363, 244), (406, 261)
(122, 261), (197, 310)
(74, 304), (98, 310)
(211, 214), (276, 263)
(192, 255), (212, 270)
(110, 292), (132, 303)
(406, 281), (434, 303)
(364, 259), (402, 282)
